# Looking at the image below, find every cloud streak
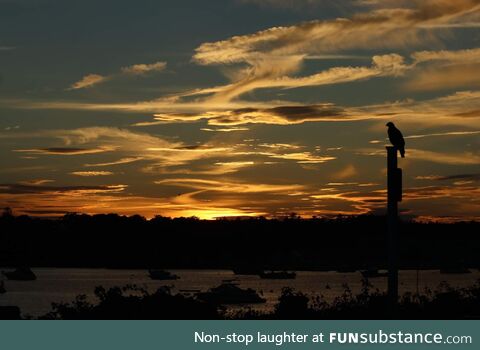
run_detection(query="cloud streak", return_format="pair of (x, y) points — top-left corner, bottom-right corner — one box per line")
(360, 148), (480, 165)
(70, 171), (114, 177)
(13, 147), (115, 156)
(155, 178), (304, 194)
(191, 0), (480, 101)
(121, 61), (167, 75)
(69, 74), (109, 90)
(0, 183), (127, 195)
(69, 61), (167, 90)
(195, 1), (480, 65)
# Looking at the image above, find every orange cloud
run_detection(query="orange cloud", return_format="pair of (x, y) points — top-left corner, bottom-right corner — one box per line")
(69, 61), (167, 90)
(121, 61), (167, 75)
(69, 74), (109, 90)
(70, 171), (114, 177)
(155, 178), (305, 194)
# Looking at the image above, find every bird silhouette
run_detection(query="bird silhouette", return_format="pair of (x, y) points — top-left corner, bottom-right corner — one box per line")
(386, 122), (405, 158)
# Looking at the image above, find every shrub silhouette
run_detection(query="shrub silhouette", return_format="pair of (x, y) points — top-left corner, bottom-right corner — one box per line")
(41, 285), (221, 320)
(37, 280), (480, 320)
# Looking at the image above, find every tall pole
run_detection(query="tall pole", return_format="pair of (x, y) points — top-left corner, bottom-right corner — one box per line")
(387, 146), (399, 315)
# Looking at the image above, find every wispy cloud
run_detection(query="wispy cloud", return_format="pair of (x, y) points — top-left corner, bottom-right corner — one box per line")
(370, 130), (480, 144)
(191, 0), (480, 102)
(201, 127), (250, 132)
(0, 183), (127, 195)
(266, 152), (336, 164)
(416, 174), (480, 181)
(187, 54), (408, 102)
(359, 148), (480, 165)
(13, 146), (115, 156)
(121, 61), (167, 75)
(412, 48), (480, 65)
(144, 161), (257, 176)
(155, 178), (304, 193)
(69, 61), (167, 90)
(405, 130), (480, 139)
(70, 171), (114, 177)
(69, 74), (109, 90)
(196, 1), (480, 65)
(153, 104), (348, 125)
(5, 88), (480, 128)
(5, 127), (253, 173)
(85, 157), (144, 167)
(18, 179), (55, 186)
(401, 48), (480, 91)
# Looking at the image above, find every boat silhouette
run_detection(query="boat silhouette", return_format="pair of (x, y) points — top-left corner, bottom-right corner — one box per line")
(259, 271), (296, 279)
(196, 280), (266, 304)
(2, 267), (36, 281)
(148, 269), (179, 280)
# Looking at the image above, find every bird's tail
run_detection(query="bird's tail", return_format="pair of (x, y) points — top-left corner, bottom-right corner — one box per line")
(400, 148), (405, 158)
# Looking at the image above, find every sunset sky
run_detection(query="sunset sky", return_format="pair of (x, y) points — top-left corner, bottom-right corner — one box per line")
(1, 0), (479, 221)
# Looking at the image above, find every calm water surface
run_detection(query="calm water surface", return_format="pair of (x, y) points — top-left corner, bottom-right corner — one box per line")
(1, 268), (479, 317)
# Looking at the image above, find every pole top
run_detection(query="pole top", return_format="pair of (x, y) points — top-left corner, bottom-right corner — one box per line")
(386, 146), (397, 157)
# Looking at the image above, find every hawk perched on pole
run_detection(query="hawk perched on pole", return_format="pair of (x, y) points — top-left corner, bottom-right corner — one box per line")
(386, 122), (405, 158)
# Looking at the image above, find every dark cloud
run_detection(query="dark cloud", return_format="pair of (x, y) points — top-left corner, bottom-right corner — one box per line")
(14, 147), (114, 155)
(270, 105), (344, 121)
(42, 147), (95, 154)
(177, 145), (202, 150)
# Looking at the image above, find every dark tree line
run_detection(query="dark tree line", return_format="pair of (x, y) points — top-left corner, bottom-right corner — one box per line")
(0, 211), (479, 270)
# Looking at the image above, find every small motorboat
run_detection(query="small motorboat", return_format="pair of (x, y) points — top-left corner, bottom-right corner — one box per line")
(2, 267), (36, 281)
(196, 281), (266, 305)
(148, 269), (179, 280)
(259, 271), (296, 280)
